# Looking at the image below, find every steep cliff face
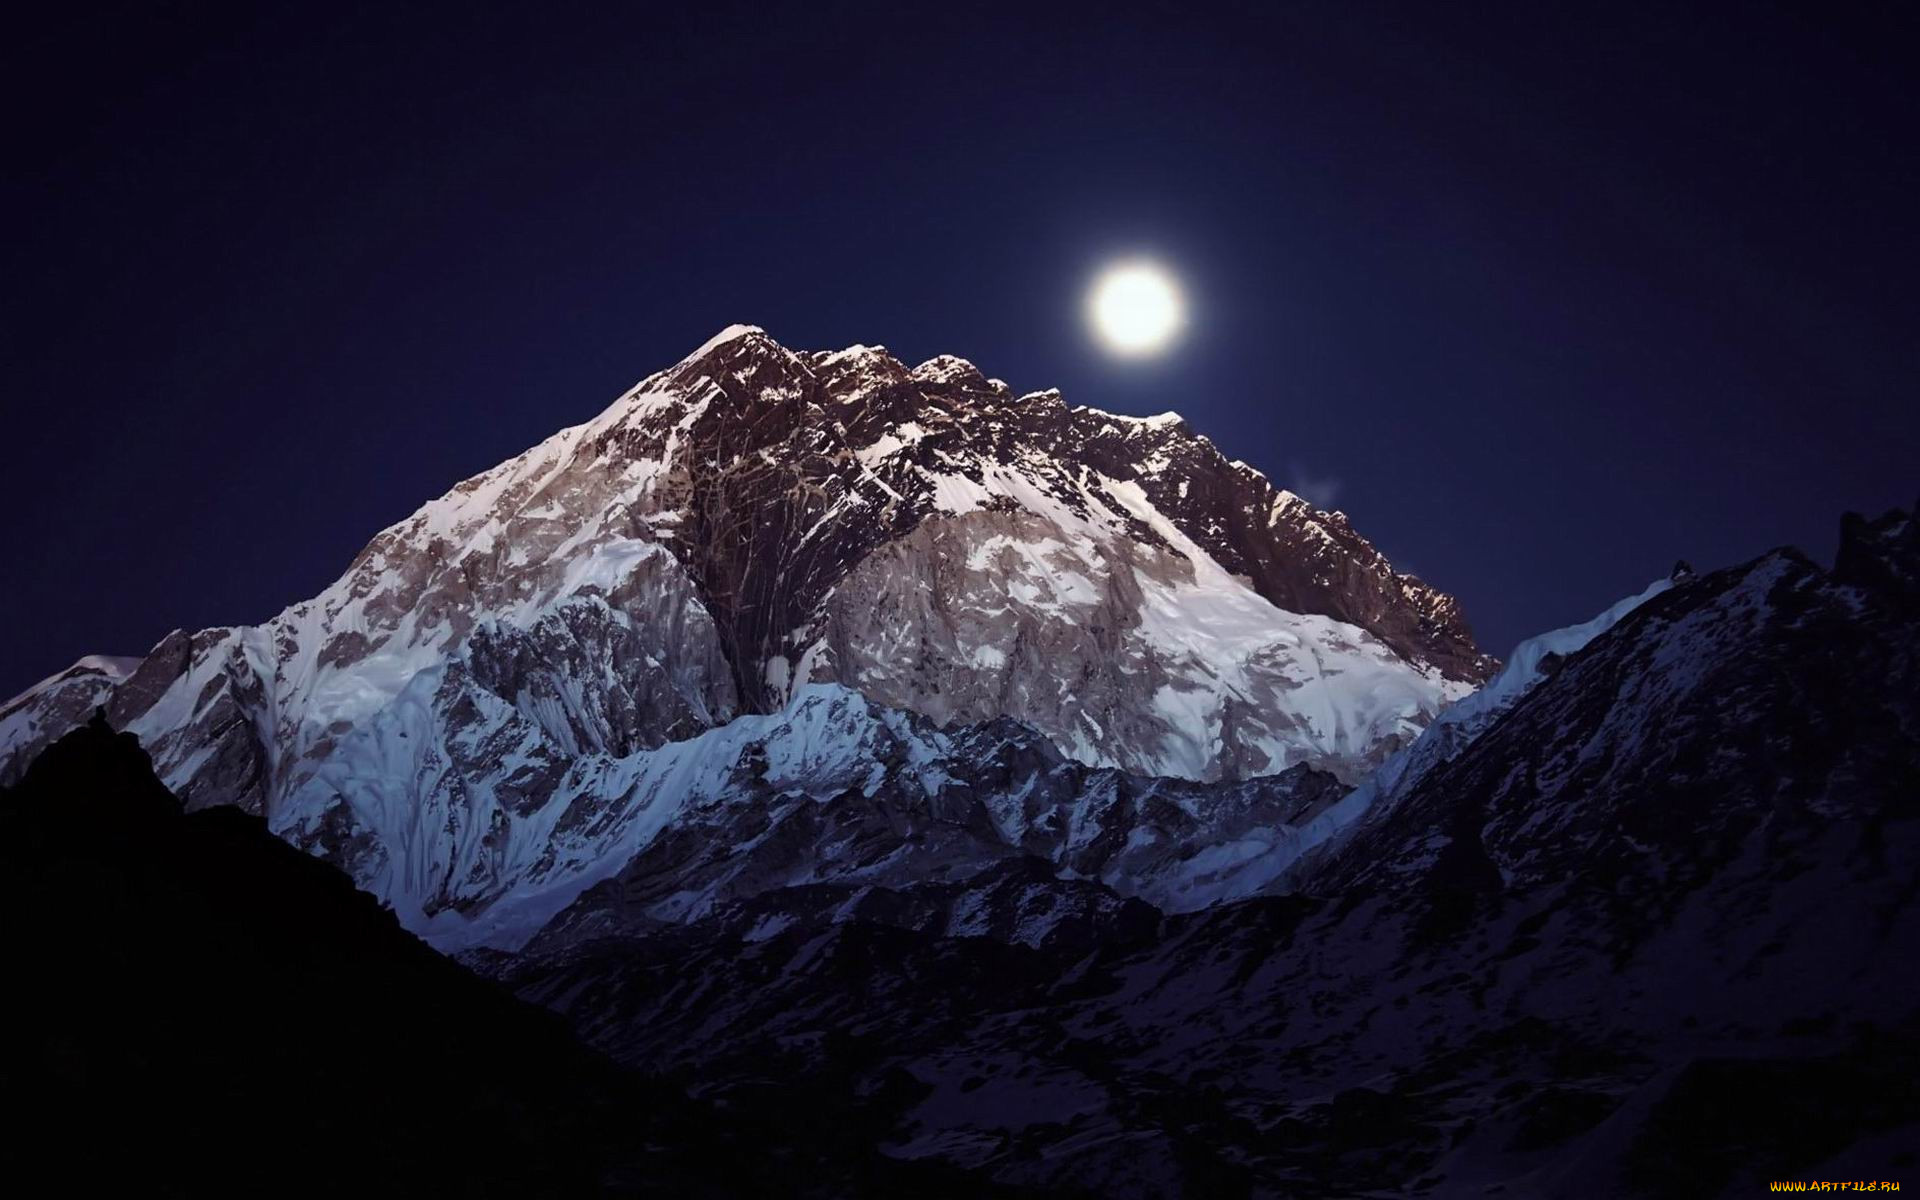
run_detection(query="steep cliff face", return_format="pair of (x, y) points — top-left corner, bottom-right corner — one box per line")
(0, 326), (1489, 946)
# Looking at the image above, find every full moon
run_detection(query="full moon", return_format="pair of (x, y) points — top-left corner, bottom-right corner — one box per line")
(1087, 260), (1186, 357)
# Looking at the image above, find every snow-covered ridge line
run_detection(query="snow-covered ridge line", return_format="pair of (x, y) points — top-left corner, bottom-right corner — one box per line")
(1258, 575), (1676, 894)
(2, 654), (141, 713)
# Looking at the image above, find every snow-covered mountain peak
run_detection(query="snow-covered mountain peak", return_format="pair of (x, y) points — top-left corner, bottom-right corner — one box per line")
(2, 325), (1499, 948)
(685, 322), (768, 360)
(652, 322), (808, 398)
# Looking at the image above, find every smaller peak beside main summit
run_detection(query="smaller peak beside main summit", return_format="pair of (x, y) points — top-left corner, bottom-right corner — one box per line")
(1130, 410), (1184, 429)
(910, 354), (989, 388)
(1070, 404), (1188, 434)
(810, 344), (914, 401)
(1117, 409), (1186, 431)
(810, 343), (892, 366)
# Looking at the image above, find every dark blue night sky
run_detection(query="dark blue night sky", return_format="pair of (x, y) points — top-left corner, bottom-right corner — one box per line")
(4, 1), (1915, 695)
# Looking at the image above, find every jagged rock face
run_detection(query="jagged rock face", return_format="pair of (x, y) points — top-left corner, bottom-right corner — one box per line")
(0, 325), (1487, 944)
(584, 327), (1488, 717)
(819, 505), (1456, 784)
(499, 509), (1920, 1198)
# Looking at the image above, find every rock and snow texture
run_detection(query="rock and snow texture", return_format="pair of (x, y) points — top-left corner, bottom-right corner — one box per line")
(501, 506), (1920, 1197)
(819, 486), (1469, 786)
(0, 326), (1490, 946)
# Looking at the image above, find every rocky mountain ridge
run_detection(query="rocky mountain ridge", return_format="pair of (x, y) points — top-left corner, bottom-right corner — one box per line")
(0, 327), (1490, 949)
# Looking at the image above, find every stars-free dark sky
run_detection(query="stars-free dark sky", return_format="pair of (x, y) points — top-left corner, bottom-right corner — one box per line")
(4, 2), (1915, 697)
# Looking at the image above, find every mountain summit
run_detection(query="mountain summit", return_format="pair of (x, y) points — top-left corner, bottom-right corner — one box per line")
(1, 328), (1489, 947)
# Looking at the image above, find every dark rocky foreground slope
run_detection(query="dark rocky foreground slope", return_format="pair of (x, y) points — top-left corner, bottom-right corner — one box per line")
(0, 715), (1040, 1198)
(490, 508), (1920, 1198)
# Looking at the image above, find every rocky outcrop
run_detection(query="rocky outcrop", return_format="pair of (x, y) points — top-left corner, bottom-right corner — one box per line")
(1833, 499), (1919, 608)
